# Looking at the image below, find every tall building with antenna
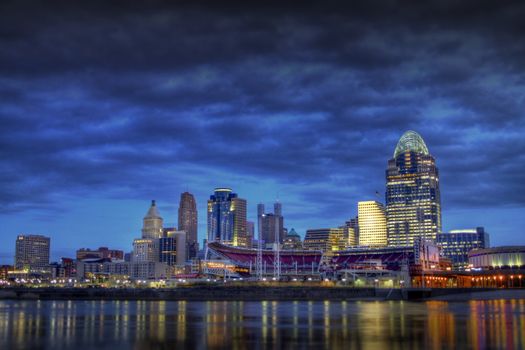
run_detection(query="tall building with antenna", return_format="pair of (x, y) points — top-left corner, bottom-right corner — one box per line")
(386, 131), (442, 247)
(257, 202), (284, 248)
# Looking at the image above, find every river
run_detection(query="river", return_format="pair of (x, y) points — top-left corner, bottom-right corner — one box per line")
(0, 299), (524, 349)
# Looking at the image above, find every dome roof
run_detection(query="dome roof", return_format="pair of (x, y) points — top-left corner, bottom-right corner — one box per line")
(393, 130), (429, 158)
(145, 200), (161, 218)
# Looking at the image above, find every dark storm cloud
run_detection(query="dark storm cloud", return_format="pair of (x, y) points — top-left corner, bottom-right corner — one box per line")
(1, 0), (525, 222)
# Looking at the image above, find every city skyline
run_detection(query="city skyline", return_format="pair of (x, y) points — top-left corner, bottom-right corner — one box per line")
(2, 1), (525, 263)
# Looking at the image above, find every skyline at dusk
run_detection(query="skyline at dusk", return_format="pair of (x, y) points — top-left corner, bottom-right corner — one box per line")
(2, 1), (525, 263)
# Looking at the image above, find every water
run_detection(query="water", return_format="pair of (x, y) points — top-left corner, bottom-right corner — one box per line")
(0, 299), (524, 349)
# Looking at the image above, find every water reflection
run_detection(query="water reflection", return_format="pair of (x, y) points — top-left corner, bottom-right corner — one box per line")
(0, 298), (523, 349)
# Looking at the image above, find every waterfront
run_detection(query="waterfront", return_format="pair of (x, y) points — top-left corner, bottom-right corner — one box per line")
(0, 299), (524, 349)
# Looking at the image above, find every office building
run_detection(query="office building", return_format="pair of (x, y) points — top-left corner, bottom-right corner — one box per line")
(386, 130), (441, 246)
(358, 201), (387, 247)
(207, 188), (248, 247)
(178, 192), (198, 259)
(132, 239), (159, 263)
(257, 202), (285, 248)
(159, 230), (187, 266)
(437, 227), (490, 270)
(303, 228), (346, 255)
(14, 234), (50, 273)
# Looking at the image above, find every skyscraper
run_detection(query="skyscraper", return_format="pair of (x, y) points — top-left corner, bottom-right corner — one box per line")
(207, 188), (248, 247)
(386, 131), (441, 247)
(15, 234), (50, 273)
(358, 201), (387, 247)
(178, 192), (198, 259)
(159, 229), (187, 266)
(257, 202), (285, 248)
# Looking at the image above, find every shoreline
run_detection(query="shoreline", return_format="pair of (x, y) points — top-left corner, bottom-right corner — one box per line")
(1, 286), (525, 301)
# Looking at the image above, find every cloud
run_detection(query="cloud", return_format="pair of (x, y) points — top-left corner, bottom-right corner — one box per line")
(1, 0), (525, 224)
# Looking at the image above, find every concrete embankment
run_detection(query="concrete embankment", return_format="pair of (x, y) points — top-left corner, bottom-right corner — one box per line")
(0, 287), (523, 301)
(0, 286), (378, 301)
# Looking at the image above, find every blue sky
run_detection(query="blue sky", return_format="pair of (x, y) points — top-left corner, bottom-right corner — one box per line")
(1, 0), (525, 263)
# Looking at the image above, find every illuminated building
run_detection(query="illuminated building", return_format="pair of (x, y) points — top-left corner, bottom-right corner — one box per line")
(283, 228), (302, 250)
(0, 265), (14, 280)
(257, 202), (284, 248)
(76, 247), (124, 261)
(159, 230), (187, 266)
(436, 227), (490, 270)
(386, 131), (441, 246)
(178, 192), (198, 259)
(132, 239), (159, 263)
(468, 246), (525, 269)
(207, 188), (248, 247)
(358, 201), (387, 247)
(303, 228), (346, 255)
(15, 234), (50, 274)
(130, 261), (170, 280)
(142, 200), (163, 239)
(342, 217), (359, 247)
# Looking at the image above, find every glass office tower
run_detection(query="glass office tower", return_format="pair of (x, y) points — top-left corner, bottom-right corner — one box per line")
(386, 131), (441, 247)
(207, 188), (247, 247)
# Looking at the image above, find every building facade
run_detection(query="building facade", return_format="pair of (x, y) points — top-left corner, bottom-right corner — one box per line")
(257, 202), (285, 248)
(76, 247), (124, 261)
(282, 228), (302, 250)
(132, 239), (159, 263)
(436, 227), (490, 270)
(15, 234), (50, 273)
(142, 200), (163, 239)
(358, 201), (387, 247)
(468, 246), (525, 269)
(386, 131), (441, 247)
(207, 188), (248, 247)
(159, 230), (187, 266)
(178, 192), (198, 259)
(303, 228), (346, 255)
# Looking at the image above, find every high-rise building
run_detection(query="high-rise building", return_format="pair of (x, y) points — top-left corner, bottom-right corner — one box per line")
(257, 202), (285, 248)
(14, 234), (50, 273)
(246, 221), (255, 247)
(386, 131), (441, 246)
(303, 228), (346, 255)
(178, 192), (198, 259)
(142, 200), (163, 239)
(159, 230), (187, 266)
(436, 227), (490, 270)
(207, 188), (248, 247)
(358, 201), (387, 247)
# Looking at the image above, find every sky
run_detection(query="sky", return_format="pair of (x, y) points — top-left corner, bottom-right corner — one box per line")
(1, 0), (525, 263)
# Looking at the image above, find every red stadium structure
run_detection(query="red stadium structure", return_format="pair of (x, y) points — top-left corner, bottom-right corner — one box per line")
(206, 242), (322, 277)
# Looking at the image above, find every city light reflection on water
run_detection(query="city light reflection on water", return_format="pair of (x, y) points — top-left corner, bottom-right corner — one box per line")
(0, 299), (524, 349)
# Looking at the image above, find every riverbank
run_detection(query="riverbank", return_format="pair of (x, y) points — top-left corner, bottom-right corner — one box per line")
(1, 286), (524, 301)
